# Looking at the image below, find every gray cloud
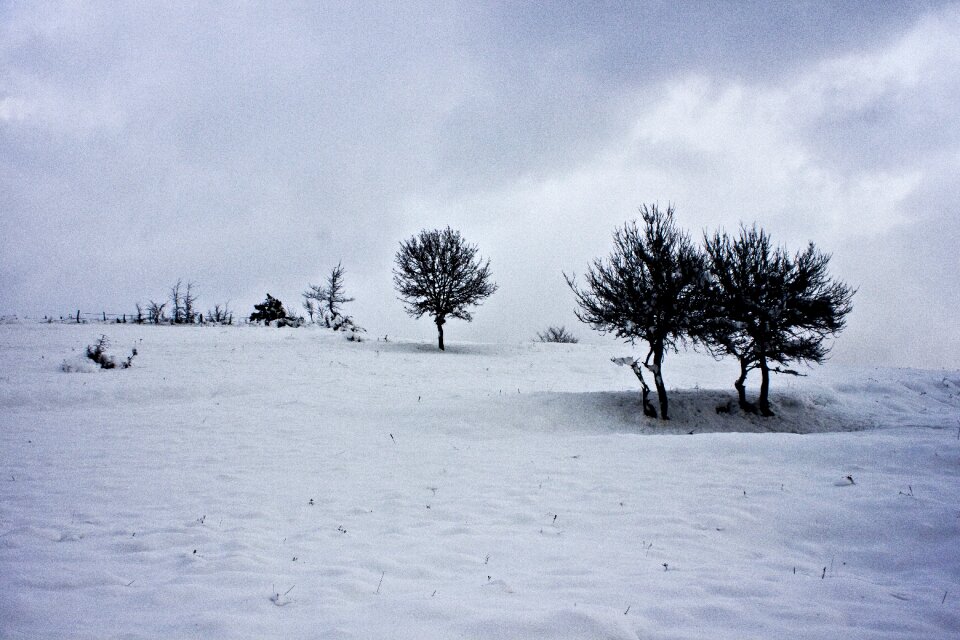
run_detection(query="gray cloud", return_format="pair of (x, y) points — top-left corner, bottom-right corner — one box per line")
(1, 2), (957, 367)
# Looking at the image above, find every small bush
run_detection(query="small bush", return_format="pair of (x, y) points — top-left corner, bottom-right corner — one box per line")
(250, 294), (290, 325)
(84, 335), (137, 370)
(536, 326), (579, 343)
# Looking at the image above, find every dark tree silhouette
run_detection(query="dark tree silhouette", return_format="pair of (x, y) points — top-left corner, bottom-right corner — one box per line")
(183, 281), (199, 324)
(170, 280), (184, 324)
(208, 303), (233, 324)
(701, 225), (855, 416)
(566, 205), (708, 420)
(393, 227), (498, 350)
(250, 294), (288, 324)
(147, 300), (167, 324)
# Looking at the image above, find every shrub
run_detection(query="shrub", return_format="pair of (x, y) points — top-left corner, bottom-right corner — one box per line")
(84, 335), (137, 370)
(250, 294), (288, 324)
(536, 326), (579, 343)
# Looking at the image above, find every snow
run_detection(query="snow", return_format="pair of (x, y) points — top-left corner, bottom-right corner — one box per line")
(1, 321), (959, 639)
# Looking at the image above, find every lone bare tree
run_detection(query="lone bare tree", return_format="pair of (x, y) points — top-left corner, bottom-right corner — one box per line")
(147, 300), (167, 324)
(170, 280), (184, 324)
(183, 281), (199, 324)
(393, 227), (498, 350)
(303, 262), (355, 328)
(566, 205), (708, 420)
(701, 225), (854, 416)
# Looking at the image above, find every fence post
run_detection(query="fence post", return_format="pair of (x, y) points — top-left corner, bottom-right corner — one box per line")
(76, 310), (81, 323)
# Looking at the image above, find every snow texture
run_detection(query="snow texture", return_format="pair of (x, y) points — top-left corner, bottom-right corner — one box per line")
(1, 322), (958, 639)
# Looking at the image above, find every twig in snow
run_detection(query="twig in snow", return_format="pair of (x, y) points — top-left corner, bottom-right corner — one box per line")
(821, 567), (827, 579)
(390, 433), (395, 443)
(270, 584), (295, 606)
(943, 590), (949, 604)
(376, 571), (384, 594)
(624, 605), (631, 615)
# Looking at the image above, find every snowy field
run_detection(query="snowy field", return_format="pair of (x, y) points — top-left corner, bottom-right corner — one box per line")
(1, 321), (959, 639)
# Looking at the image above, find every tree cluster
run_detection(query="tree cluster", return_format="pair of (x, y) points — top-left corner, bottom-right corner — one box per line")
(109, 213), (849, 423)
(134, 280), (231, 325)
(568, 205), (854, 419)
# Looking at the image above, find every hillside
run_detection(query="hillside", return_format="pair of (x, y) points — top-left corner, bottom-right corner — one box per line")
(1, 322), (958, 639)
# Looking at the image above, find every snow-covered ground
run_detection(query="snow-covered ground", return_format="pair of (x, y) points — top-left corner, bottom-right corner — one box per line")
(1, 322), (958, 639)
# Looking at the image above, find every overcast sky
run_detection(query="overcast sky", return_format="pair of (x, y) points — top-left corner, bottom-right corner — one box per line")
(2, 1), (958, 368)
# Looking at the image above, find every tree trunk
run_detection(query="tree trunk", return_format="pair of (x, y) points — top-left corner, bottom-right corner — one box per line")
(629, 361), (658, 418)
(646, 345), (669, 420)
(436, 317), (445, 351)
(735, 359), (758, 414)
(758, 356), (775, 416)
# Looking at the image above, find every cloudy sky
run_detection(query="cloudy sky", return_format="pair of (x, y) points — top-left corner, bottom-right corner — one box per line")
(2, 1), (958, 368)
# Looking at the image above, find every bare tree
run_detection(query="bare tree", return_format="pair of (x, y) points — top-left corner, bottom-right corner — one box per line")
(147, 300), (167, 324)
(393, 227), (498, 350)
(302, 298), (316, 323)
(303, 262), (356, 328)
(184, 281), (199, 324)
(566, 205), (707, 420)
(208, 302), (232, 324)
(170, 279), (184, 324)
(322, 262), (354, 319)
(701, 225), (855, 416)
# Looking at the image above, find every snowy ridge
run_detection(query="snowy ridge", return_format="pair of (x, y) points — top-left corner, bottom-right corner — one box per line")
(1, 323), (958, 639)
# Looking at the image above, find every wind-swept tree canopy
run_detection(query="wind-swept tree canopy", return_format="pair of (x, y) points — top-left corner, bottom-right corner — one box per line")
(393, 227), (497, 350)
(701, 225), (855, 416)
(566, 204), (708, 419)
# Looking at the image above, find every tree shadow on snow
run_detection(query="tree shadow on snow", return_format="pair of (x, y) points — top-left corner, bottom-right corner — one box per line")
(517, 388), (869, 435)
(374, 339), (517, 357)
